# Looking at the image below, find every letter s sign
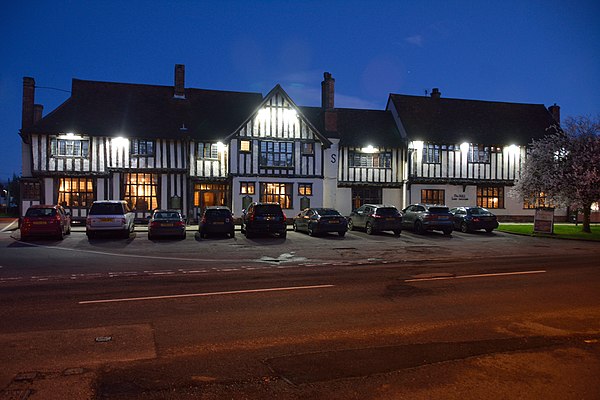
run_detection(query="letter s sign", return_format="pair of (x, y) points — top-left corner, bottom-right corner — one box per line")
(331, 154), (337, 164)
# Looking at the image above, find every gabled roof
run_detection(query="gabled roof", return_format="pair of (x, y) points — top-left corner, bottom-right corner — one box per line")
(23, 79), (263, 141)
(388, 93), (558, 145)
(228, 85), (331, 147)
(300, 107), (402, 147)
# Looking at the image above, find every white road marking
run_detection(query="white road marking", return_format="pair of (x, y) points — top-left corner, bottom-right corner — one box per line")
(0, 220), (18, 233)
(404, 270), (547, 283)
(79, 284), (335, 305)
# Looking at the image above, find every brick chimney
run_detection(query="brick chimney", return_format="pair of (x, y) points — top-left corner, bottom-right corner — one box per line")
(174, 64), (185, 98)
(321, 72), (337, 132)
(22, 77), (35, 130)
(430, 88), (441, 99)
(548, 103), (560, 124)
(33, 104), (44, 124)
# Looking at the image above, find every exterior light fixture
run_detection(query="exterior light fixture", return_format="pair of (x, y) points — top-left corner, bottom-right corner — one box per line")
(361, 145), (377, 153)
(216, 141), (225, 152)
(508, 144), (519, 155)
(112, 136), (128, 148)
(411, 140), (424, 151)
(460, 142), (470, 153)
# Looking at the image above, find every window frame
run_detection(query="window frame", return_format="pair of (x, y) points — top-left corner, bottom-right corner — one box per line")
(123, 173), (159, 212)
(259, 182), (293, 209)
(422, 144), (441, 164)
(298, 183), (313, 196)
(240, 182), (255, 195)
(259, 141), (294, 168)
(421, 189), (445, 204)
(477, 186), (504, 209)
(348, 151), (392, 168)
(50, 137), (90, 158)
(468, 144), (491, 164)
(58, 177), (95, 208)
(131, 139), (155, 156)
(197, 143), (219, 160)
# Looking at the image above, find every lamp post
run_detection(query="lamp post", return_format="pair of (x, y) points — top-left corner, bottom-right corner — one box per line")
(2, 189), (7, 215)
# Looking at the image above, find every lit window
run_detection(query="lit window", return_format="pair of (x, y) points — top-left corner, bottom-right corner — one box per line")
(302, 142), (314, 155)
(298, 183), (312, 196)
(260, 182), (293, 209)
(123, 173), (159, 211)
(240, 182), (255, 195)
(524, 192), (554, 209)
(477, 186), (504, 209)
(240, 140), (251, 152)
(58, 178), (94, 208)
(421, 189), (445, 204)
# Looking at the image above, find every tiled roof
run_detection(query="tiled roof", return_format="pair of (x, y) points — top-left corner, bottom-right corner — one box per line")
(24, 79), (263, 140)
(300, 107), (402, 147)
(388, 94), (558, 145)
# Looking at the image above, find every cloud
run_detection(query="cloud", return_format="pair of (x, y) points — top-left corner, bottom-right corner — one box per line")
(405, 34), (424, 47)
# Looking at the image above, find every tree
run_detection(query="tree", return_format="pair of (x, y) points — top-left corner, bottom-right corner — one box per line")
(512, 115), (600, 233)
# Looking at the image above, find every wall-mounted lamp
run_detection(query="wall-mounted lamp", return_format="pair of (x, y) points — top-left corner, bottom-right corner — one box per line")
(460, 142), (470, 153)
(411, 140), (424, 151)
(361, 145), (378, 153)
(508, 144), (519, 156)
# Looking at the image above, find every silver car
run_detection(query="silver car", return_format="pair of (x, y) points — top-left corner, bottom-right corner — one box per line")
(86, 200), (135, 239)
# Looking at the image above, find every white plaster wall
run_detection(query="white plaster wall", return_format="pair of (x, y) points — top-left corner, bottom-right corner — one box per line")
(43, 177), (53, 204)
(382, 188), (402, 209)
(335, 187), (353, 216)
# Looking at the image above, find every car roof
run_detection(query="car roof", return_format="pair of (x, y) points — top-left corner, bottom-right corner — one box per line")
(92, 200), (127, 204)
(362, 203), (397, 208)
(205, 206), (231, 210)
(28, 204), (59, 209)
(153, 209), (182, 213)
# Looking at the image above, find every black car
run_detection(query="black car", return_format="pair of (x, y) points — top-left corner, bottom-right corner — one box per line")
(293, 208), (348, 237)
(401, 204), (453, 235)
(241, 202), (287, 238)
(148, 209), (186, 240)
(450, 206), (499, 233)
(199, 206), (235, 238)
(347, 204), (402, 236)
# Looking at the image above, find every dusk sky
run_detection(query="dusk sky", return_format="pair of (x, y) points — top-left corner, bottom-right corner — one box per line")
(1, 0), (598, 182)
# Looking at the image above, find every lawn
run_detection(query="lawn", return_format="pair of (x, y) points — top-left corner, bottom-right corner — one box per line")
(498, 223), (600, 241)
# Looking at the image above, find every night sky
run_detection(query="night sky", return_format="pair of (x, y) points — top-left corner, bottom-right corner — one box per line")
(1, 0), (598, 181)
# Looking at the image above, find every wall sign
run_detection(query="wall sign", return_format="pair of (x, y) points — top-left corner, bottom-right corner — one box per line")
(451, 193), (469, 201)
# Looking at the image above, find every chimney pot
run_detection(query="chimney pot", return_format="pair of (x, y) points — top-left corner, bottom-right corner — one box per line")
(174, 64), (185, 98)
(431, 88), (441, 99)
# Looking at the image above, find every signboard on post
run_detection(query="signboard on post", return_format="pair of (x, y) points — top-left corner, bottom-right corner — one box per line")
(534, 207), (554, 234)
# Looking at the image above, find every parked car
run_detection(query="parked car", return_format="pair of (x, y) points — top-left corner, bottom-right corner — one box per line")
(241, 202), (287, 238)
(86, 200), (135, 239)
(450, 206), (499, 233)
(402, 204), (453, 235)
(293, 207), (348, 237)
(199, 206), (235, 238)
(148, 209), (186, 240)
(20, 204), (71, 240)
(348, 204), (402, 236)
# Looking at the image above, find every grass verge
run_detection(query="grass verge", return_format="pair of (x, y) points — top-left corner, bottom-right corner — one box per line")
(498, 223), (600, 241)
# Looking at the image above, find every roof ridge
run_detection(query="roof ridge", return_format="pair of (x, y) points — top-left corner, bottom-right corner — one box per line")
(390, 92), (547, 107)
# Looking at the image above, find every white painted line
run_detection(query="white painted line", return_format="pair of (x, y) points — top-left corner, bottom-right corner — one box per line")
(79, 284), (335, 305)
(0, 220), (18, 233)
(405, 270), (547, 283)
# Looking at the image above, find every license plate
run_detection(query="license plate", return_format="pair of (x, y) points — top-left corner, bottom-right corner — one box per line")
(328, 220), (339, 224)
(33, 221), (46, 225)
(161, 223), (173, 227)
(386, 218), (396, 221)
(437, 216), (448, 220)
(101, 218), (113, 222)
(213, 222), (224, 225)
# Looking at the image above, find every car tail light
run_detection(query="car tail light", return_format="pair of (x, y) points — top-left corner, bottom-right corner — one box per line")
(175, 221), (185, 227)
(151, 221), (160, 228)
(22, 217), (32, 225)
(423, 213), (433, 220)
(472, 217), (480, 222)
(249, 213), (255, 222)
(201, 216), (207, 224)
(372, 214), (383, 218)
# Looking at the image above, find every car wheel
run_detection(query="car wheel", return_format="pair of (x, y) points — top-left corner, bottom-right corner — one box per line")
(57, 229), (65, 240)
(308, 224), (314, 236)
(148, 232), (153, 240)
(181, 231), (187, 240)
(66, 225), (71, 235)
(293, 222), (298, 232)
(280, 230), (287, 239)
(338, 231), (346, 237)
(86, 232), (94, 240)
(460, 222), (469, 233)
(415, 221), (424, 235)
(348, 219), (354, 231)
(366, 222), (374, 235)
(485, 228), (494, 233)
(240, 223), (246, 234)
(393, 230), (401, 236)
(229, 229), (235, 238)
(443, 228), (452, 236)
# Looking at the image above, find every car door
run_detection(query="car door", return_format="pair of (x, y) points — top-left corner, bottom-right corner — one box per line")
(353, 205), (367, 228)
(297, 209), (310, 232)
(402, 206), (415, 228)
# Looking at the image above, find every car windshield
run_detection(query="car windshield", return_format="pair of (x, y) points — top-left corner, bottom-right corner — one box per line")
(89, 203), (124, 215)
(469, 207), (491, 215)
(316, 209), (340, 216)
(428, 207), (450, 213)
(376, 207), (400, 216)
(155, 212), (180, 219)
(255, 205), (283, 214)
(25, 208), (56, 217)
(206, 209), (231, 217)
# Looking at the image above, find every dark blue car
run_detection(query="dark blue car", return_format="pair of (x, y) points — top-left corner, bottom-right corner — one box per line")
(450, 206), (499, 233)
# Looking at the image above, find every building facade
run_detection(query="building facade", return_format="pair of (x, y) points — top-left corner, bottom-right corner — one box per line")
(18, 65), (562, 222)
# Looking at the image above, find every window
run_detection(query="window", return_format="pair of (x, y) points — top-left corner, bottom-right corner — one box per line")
(240, 182), (255, 195)
(477, 186), (504, 209)
(131, 139), (155, 156)
(58, 178), (94, 208)
(240, 140), (251, 152)
(468, 144), (490, 163)
(351, 187), (382, 209)
(298, 183), (312, 196)
(22, 181), (41, 201)
(193, 183), (227, 208)
(421, 189), (445, 204)
(301, 142), (314, 155)
(123, 173), (158, 212)
(198, 143), (219, 159)
(260, 141), (294, 167)
(524, 192), (554, 209)
(349, 152), (392, 168)
(50, 138), (89, 157)
(423, 144), (441, 164)
(260, 182), (293, 209)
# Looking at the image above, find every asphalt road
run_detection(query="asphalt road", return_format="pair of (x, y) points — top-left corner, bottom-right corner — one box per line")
(1, 224), (599, 399)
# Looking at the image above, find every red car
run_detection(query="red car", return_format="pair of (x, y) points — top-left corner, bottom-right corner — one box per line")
(20, 205), (71, 240)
